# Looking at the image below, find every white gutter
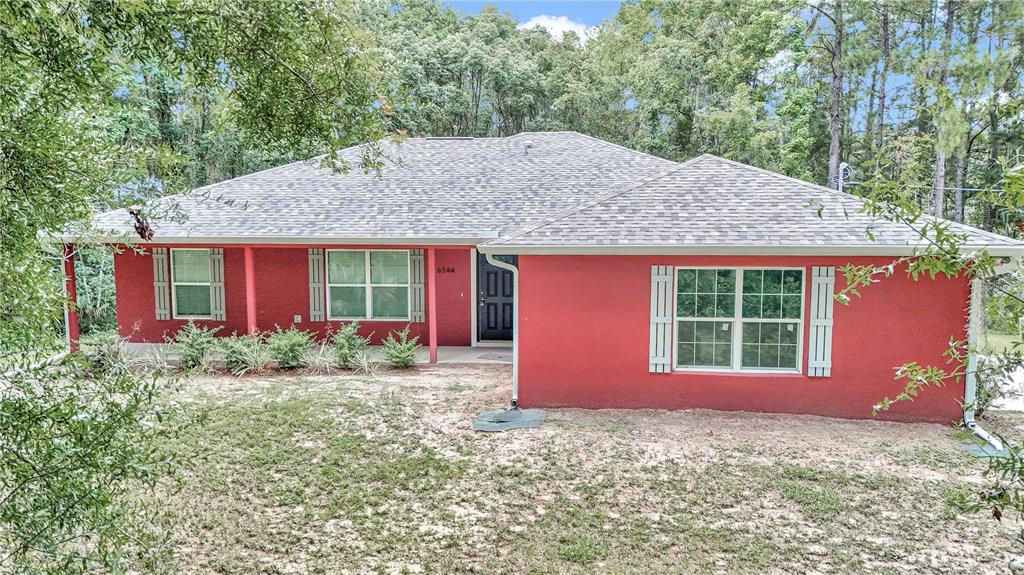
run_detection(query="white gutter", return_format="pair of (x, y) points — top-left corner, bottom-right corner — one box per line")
(476, 243), (1024, 257)
(965, 276), (1004, 451)
(485, 254), (520, 408)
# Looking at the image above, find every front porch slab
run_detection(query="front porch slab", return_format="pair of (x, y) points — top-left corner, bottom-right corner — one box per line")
(124, 343), (512, 366)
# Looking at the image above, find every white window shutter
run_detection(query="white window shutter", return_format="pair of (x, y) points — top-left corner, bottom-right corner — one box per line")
(649, 265), (673, 373)
(152, 247), (170, 320)
(209, 248), (226, 320)
(409, 249), (425, 322)
(308, 248), (325, 322)
(808, 266), (836, 377)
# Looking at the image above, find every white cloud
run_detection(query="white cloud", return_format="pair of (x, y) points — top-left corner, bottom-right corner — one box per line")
(757, 50), (794, 85)
(518, 15), (596, 42)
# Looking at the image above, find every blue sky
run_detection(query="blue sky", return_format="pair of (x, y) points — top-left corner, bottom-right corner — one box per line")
(443, 1), (621, 37)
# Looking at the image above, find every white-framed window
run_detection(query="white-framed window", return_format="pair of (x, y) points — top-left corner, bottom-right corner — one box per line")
(674, 267), (804, 372)
(326, 249), (410, 320)
(171, 248), (213, 319)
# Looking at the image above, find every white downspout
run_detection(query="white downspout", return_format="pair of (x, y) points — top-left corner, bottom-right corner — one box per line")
(485, 253), (520, 408)
(965, 276), (1004, 451)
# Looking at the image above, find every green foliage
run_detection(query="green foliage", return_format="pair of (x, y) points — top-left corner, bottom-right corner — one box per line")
(353, 351), (382, 377)
(0, 355), (181, 573)
(2, 1), (392, 570)
(74, 247), (118, 334)
(332, 322), (371, 368)
(842, 158), (1024, 541)
(976, 443), (1024, 545)
(168, 321), (221, 371)
(301, 344), (337, 375)
(220, 333), (272, 377)
(267, 326), (313, 370)
(2, 0), (389, 354)
(382, 325), (420, 369)
(974, 351), (1024, 418)
(81, 331), (139, 376)
(986, 271), (1024, 334)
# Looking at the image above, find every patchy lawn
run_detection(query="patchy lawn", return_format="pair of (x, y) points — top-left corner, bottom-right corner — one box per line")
(155, 365), (1022, 574)
(981, 332), (1022, 354)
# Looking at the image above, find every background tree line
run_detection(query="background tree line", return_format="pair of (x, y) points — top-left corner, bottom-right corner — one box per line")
(113, 0), (1024, 225)
(365, 0), (1023, 226)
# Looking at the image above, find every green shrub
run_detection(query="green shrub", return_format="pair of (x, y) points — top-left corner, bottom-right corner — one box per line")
(266, 326), (312, 369)
(167, 321), (220, 371)
(220, 333), (272, 377)
(352, 351), (381, 377)
(332, 321), (370, 368)
(81, 331), (138, 375)
(302, 343), (336, 374)
(382, 325), (419, 369)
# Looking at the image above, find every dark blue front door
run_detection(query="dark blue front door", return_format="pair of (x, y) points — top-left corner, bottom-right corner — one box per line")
(477, 253), (516, 341)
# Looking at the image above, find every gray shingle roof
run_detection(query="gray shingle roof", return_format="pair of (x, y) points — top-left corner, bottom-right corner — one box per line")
(91, 132), (676, 243)
(481, 154), (1024, 256)
(88, 133), (1024, 256)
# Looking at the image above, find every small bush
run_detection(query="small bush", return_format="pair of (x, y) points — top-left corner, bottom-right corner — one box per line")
(382, 325), (419, 369)
(168, 321), (220, 371)
(332, 321), (370, 368)
(302, 344), (336, 375)
(81, 331), (138, 375)
(352, 351), (382, 377)
(140, 347), (173, 374)
(220, 333), (272, 377)
(267, 326), (312, 369)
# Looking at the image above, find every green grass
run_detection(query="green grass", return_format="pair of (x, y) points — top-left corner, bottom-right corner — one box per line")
(558, 536), (601, 564)
(981, 332), (1022, 354)
(150, 373), (1015, 574)
(780, 480), (844, 520)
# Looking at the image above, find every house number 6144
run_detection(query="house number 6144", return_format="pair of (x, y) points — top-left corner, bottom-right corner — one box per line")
(436, 266), (455, 274)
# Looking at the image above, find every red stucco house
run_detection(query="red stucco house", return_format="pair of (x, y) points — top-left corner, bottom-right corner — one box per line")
(70, 132), (1024, 423)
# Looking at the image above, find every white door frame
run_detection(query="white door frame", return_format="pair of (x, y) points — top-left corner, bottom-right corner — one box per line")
(470, 248), (514, 347)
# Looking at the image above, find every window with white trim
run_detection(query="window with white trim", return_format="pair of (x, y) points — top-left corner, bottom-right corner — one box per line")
(171, 248), (212, 319)
(326, 250), (410, 320)
(675, 268), (804, 371)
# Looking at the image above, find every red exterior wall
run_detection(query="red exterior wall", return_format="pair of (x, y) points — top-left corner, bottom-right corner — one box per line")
(516, 255), (968, 423)
(432, 249), (472, 346)
(115, 246), (472, 345)
(115, 248), (250, 340)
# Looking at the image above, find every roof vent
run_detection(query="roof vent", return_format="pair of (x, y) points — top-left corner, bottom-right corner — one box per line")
(523, 140), (533, 155)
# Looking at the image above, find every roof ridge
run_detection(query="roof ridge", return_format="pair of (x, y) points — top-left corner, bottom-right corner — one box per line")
(506, 131), (678, 168)
(487, 154), (710, 245)
(564, 131), (679, 166)
(172, 140), (379, 196)
(188, 157), (315, 193)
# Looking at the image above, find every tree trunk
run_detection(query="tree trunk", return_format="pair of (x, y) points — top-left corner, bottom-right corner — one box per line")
(875, 7), (890, 153)
(826, 0), (844, 190)
(984, 98), (999, 230)
(953, 152), (967, 222)
(932, 0), (955, 218)
(933, 155), (947, 218)
(865, 65), (878, 158)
